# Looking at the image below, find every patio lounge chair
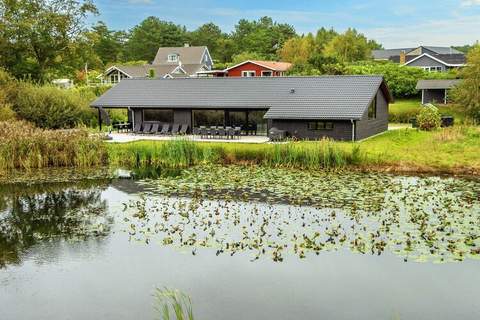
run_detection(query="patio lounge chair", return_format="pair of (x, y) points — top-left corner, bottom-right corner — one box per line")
(149, 123), (159, 134)
(140, 123), (152, 134)
(159, 124), (170, 135)
(179, 124), (189, 135)
(133, 123), (141, 134)
(170, 124), (180, 135)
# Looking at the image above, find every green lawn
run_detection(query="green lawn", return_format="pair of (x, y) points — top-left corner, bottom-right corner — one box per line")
(358, 126), (480, 173)
(389, 98), (467, 124)
(106, 126), (480, 175)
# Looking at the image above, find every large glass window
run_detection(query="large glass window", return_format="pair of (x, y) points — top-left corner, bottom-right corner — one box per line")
(143, 109), (174, 122)
(228, 111), (247, 127)
(368, 96), (377, 119)
(193, 110), (224, 127)
(248, 110), (268, 135)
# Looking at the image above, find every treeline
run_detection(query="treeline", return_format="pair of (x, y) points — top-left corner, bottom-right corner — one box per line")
(0, 0), (384, 82)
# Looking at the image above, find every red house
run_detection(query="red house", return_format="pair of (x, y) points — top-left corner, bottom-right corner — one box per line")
(224, 60), (292, 77)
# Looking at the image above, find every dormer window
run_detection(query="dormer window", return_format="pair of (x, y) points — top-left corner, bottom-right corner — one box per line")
(168, 54), (178, 62)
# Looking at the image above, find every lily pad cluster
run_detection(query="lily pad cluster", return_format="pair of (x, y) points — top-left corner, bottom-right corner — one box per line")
(122, 166), (480, 263)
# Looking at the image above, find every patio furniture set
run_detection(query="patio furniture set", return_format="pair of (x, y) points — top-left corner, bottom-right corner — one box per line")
(192, 126), (243, 139)
(132, 123), (189, 135)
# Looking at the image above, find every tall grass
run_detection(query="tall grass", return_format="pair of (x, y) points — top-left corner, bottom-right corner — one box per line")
(0, 121), (107, 171)
(107, 138), (363, 170)
(153, 288), (194, 320)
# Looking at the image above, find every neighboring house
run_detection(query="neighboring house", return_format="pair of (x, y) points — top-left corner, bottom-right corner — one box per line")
(372, 46), (466, 72)
(416, 79), (462, 104)
(91, 76), (393, 141)
(52, 79), (73, 89)
(100, 45), (213, 84)
(197, 60), (292, 77)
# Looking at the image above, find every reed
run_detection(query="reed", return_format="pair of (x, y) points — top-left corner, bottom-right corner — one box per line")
(0, 121), (107, 171)
(153, 288), (194, 320)
(107, 138), (363, 170)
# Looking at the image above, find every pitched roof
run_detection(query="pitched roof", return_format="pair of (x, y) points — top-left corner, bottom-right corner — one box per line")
(373, 46), (463, 60)
(372, 48), (415, 60)
(390, 53), (466, 66)
(152, 46), (207, 65)
(91, 76), (392, 120)
(104, 64), (205, 79)
(422, 46), (463, 55)
(403, 53), (466, 67)
(416, 79), (462, 90)
(225, 60), (293, 72)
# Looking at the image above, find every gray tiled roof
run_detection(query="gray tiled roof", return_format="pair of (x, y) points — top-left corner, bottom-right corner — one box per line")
(372, 48), (415, 60)
(390, 54), (466, 65)
(91, 76), (392, 120)
(152, 46), (207, 65)
(110, 64), (204, 78)
(416, 79), (462, 90)
(373, 46), (463, 60)
(423, 46), (463, 55)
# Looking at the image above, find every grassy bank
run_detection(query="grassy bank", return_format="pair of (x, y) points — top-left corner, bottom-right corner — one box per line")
(389, 99), (467, 124)
(107, 126), (480, 175)
(0, 121), (107, 172)
(107, 138), (362, 170)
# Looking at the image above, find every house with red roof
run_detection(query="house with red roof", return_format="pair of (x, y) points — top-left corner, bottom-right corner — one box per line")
(197, 60), (292, 78)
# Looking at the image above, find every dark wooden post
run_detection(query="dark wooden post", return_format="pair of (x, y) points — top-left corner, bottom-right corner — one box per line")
(98, 108), (102, 131)
(224, 110), (229, 126)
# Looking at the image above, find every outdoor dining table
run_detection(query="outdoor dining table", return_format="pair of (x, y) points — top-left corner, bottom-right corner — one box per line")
(113, 122), (132, 133)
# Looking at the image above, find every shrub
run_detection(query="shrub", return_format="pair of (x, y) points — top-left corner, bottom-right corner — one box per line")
(417, 106), (441, 131)
(7, 82), (99, 129)
(0, 120), (107, 171)
(345, 61), (456, 98)
(0, 105), (16, 121)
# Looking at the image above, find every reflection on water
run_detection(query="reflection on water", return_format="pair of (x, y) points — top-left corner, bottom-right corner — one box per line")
(0, 180), (111, 268)
(0, 167), (479, 320)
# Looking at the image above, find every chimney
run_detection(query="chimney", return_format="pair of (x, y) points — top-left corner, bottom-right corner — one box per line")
(184, 43), (190, 47)
(400, 50), (406, 65)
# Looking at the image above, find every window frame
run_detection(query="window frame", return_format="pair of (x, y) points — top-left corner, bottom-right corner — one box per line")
(241, 70), (256, 77)
(307, 121), (334, 131)
(167, 54), (179, 62)
(368, 95), (377, 119)
(261, 70), (273, 77)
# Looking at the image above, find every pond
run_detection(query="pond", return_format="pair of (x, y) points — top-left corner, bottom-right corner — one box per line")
(1, 166), (479, 320)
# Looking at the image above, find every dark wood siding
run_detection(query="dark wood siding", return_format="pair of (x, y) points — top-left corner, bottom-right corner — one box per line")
(270, 119), (353, 141)
(355, 89), (389, 140)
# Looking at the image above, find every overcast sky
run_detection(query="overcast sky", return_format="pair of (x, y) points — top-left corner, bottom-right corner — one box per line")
(91, 0), (480, 48)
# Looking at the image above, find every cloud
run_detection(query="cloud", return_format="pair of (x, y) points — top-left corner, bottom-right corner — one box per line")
(461, 0), (480, 6)
(364, 15), (480, 47)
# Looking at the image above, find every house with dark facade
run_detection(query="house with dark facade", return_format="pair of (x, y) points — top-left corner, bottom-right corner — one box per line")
(100, 45), (213, 84)
(372, 46), (466, 72)
(91, 76), (392, 141)
(416, 79), (462, 104)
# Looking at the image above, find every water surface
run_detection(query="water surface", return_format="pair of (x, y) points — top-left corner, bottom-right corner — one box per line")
(1, 167), (479, 320)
